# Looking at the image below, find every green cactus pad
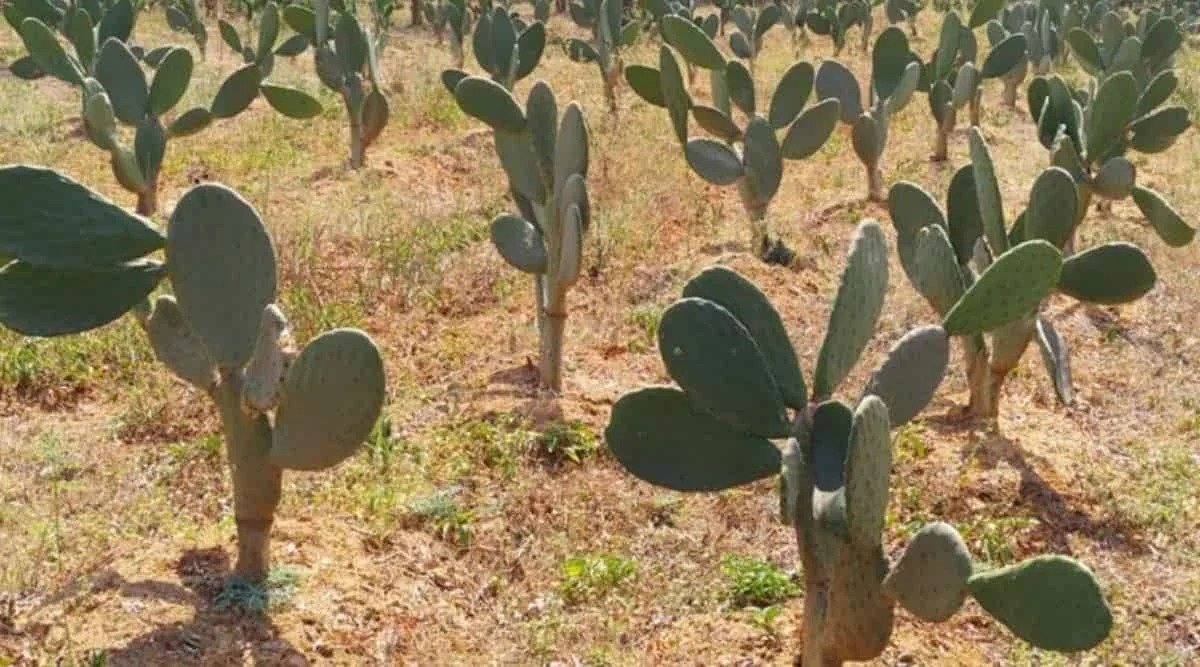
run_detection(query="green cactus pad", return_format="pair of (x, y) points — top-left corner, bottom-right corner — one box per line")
(272, 328), (385, 470)
(0, 165), (164, 268)
(0, 259), (166, 336)
(515, 22), (546, 81)
(661, 15), (724, 70)
(742, 117), (782, 204)
(968, 555), (1112, 651)
(1025, 167), (1077, 249)
(768, 62), (814, 130)
(813, 221), (889, 399)
(1051, 132), (1086, 182)
(454, 76), (526, 132)
(691, 106), (742, 143)
(556, 103), (589, 193)
(526, 82), (557, 185)
(884, 62), (921, 116)
(1034, 315), (1072, 405)
(260, 84), (322, 119)
(968, 0), (1002, 27)
(558, 205), (584, 287)
(1132, 186), (1194, 248)
(946, 165), (982, 266)
(605, 386), (782, 492)
(440, 69), (469, 96)
(887, 181), (947, 284)
(83, 90), (118, 151)
(556, 173), (590, 233)
(110, 146), (147, 194)
(657, 298), (790, 438)
(66, 10), (96, 72)
(933, 12), (961, 81)
(1136, 70), (1177, 118)
(968, 128), (1008, 255)
(211, 64), (263, 118)
(816, 59), (862, 124)
(95, 38), (149, 125)
(242, 314), (290, 408)
(871, 27), (911, 102)
(143, 294), (218, 391)
(19, 18), (83, 86)
(780, 98), (840, 160)
(929, 80), (952, 127)
(659, 46), (691, 145)
(682, 266), (806, 409)
(810, 399), (852, 493)
(942, 240), (1062, 336)
(491, 214), (547, 273)
(913, 225), (966, 316)
(624, 65), (665, 107)
(980, 34), (1026, 78)
(1057, 242), (1155, 305)
(149, 48), (194, 117)
(844, 395), (891, 547)
(1086, 72), (1137, 161)
(1129, 106), (1190, 154)
(851, 113), (882, 166)
(1066, 28), (1102, 75)
(863, 325), (949, 427)
(334, 12), (367, 73)
(684, 138), (742, 186)
(1091, 157), (1136, 200)
(168, 107), (213, 138)
(495, 129), (546, 205)
(167, 183), (278, 369)
(883, 522), (972, 621)
(135, 118), (167, 185)
(257, 2), (280, 61)
(951, 63), (979, 109)
(725, 61), (755, 115)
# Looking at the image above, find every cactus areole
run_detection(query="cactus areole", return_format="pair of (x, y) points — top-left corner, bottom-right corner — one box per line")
(0, 167), (386, 582)
(604, 222), (1113, 663)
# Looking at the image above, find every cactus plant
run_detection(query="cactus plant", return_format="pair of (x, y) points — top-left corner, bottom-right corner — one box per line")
(218, 1), (310, 77)
(726, 3), (779, 74)
(889, 128), (1171, 421)
(164, 0), (210, 59)
(627, 28), (841, 265)
(423, 0), (470, 67)
(884, 0), (921, 36)
(984, 18), (1030, 108)
(290, 0), (389, 168)
(564, 0), (641, 114)
(0, 166), (386, 583)
(6, 0), (137, 81)
(805, 0), (871, 55)
(448, 78), (590, 392)
(776, 0), (809, 55)
(815, 26), (921, 202)
(605, 222), (1113, 664)
(440, 6), (545, 92)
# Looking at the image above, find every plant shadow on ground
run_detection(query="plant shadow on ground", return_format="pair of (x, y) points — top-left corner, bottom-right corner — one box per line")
(961, 434), (1148, 557)
(98, 548), (304, 665)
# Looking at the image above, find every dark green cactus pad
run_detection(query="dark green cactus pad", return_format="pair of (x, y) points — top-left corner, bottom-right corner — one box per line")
(1142, 18), (1182, 70)
(1034, 315), (1072, 405)
(491, 214), (547, 273)
(1132, 185), (1194, 248)
(605, 386), (782, 492)
(257, 2), (280, 61)
(334, 12), (368, 73)
(883, 522), (972, 621)
(556, 173), (590, 233)
(134, 117), (166, 184)
(0, 165), (164, 268)
(863, 325), (949, 427)
(219, 18), (242, 53)
(1025, 167), (1077, 249)
(95, 39), (148, 125)
(929, 80), (952, 127)
(495, 128), (546, 205)
(768, 62), (814, 130)
(1051, 132), (1086, 182)
(810, 399), (852, 492)
(661, 15), (724, 70)
(1086, 72), (1137, 161)
(143, 294), (218, 391)
(743, 117), (782, 204)
(454, 76), (526, 132)
(1091, 157), (1136, 200)
(8, 56), (45, 81)
(272, 328), (385, 470)
(659, 46), (691, 145)
(968, 0), (1002, 27)
(65, 8), (95, 72)
(684, 138), (742, 186)
(871, 27), (911, 102)
(780, 98), (840, 160)
(1057, 242), (1155, 305)
(167, 183), (277, 369)
(682, 266), (806, 409)
(729, 31), (752, 60)
(526, 82), (557, 186)
(211, 64), (262, 119)
(83, 89), (118, 151)
(558, 205), (584, 286)
(816, 59), (862, 124)
(1066, 28), (1102, 75)
(19, 18), (83, 86)
(946, 165), (982, 266)
(851, 113), (881, 166)
(725, 61), (755, 116)
(913, 225), (966, 316)
(0, 259), (165, 336)
(149, 48), (194, 117)
(440, 69), (469, 96)
(968, 555), (1112, 651)
(260, 84), (322, 119)
(1128, 106), (1190, 154)
(515, 22), (546, 81)
(942, 240), (1061, 336)
(168, 107), (213, 138)
(951, 63), (978, 110)
(968, 128), (1008, 255)
(844, 395), (891, 547)
(1136, 70), (1177, 118)
(624, 65), (665, 107)
(813, 220), (889, 399)
(980, 34), (1026, 78)
(657, 298), (790, 438)
(887, 181), (947, 284)
(933, 12), (961, 81)
(884, 62), (920, 115)
(691, 106), (742, 143)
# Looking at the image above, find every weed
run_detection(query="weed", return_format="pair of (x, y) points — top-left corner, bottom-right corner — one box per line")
(720, 555), (801, 608)
(214, 566), (300, 613)
(559, 554), (637, 604)
(533, 420), (600, 466)
(405, 485), (475, 546)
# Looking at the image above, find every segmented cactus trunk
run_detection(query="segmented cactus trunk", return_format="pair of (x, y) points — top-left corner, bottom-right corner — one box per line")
(866, 163), (885, 203)
(603, 61), (621, 115)
(969, 90), (982, 127)
(737, 178), (795, 266)
(136, 184), (158, 216)
(933, 111), (955, 162)
(964, 337), (1000, 421)
(1002, 75), (1019, 108)
(215, 372), (283, 582)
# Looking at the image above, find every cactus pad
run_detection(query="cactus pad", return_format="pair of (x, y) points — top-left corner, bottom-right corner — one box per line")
(143, 294), (218, 392)
(1086, 72), (1137, 160)
(210, 64), (262, 119)
(1057, 242), (1156, 305)
(912, 225), (966, 317)
(844, 396), (891, 547)
(1091, 157), (1136, 200)
(684, 138), (743, 186)
(1034, 315), (1072, 405)
(768, 62), (814, 130)
(742, 117), (783, 203)
(0, 259), (165, 336)
(946, 165), (983, 266)
(1131, 185), (1194, 248)
(887, 181), (947, 284)
(780, 98), (840, 160)
(1025, 167), (1077, 249)
(862, 325), (949, 427)
(942, 240), (1061, 336)
(883, 522), (972, 621)
(454, 77), (527, 133)
(491, 214), (548, 273)
(242, 304), (293, 412)
(815, 59), (862, 124)
(968, 128), (1008, 255)
(271, 328), (385, 470)
(661, 15), (725, 70)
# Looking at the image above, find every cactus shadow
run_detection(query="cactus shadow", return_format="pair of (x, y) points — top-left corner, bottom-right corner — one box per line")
(101, 547), (307, 665)
(963, 435), (1149, 557)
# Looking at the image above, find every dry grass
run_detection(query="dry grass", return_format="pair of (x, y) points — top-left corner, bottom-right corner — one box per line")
(1, 5), (1199, 665)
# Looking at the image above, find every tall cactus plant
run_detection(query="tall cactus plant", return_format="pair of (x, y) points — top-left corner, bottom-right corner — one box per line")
(447, 78), (590, 392)
(628, 23), (841, 265)
(0, 167), (386, 583)
(815, 27), (921, 202)
(605, 222), (1113, 665)
(564, 0), (640, 114)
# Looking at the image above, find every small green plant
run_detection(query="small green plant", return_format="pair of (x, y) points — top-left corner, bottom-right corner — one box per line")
(0, 168), (386, 583)
(564, 0), (640, 114)
(214, 565), (300, 612)
(534, 420), (599, 464)
(721, 555), (800, 608)
(406, 485), (474, 546)
(559, 554), (636, 604)
(746, 604), (785, 639)
(217, 2), (310, 77)
(605, 222), (1112, 664)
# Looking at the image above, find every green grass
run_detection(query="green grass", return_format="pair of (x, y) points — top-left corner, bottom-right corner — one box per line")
(719, 555), (802, 609)
(558, 554), (637, 605)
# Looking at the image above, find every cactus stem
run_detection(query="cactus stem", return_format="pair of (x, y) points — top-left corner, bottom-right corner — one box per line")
(866, 163), (885, 203)
(933, 122), (951, 162)
(969, 91), (982, 128)
(349, 120), (365, 169)
(136, 184), (158, 216)
(539, 308), (566, 392)
(1002, 77), (1019, 108)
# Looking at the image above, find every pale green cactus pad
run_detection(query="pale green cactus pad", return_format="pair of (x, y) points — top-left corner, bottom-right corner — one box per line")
(844, 396), (891, 547)
(942, 240), (1062, 336)
(243, 304), (293, 412)
(144, 294), (217, 392)
(862, 325), (950, 426)
(913, 225), (967, 317)
(883, 522), (972, 621)
(271, 328), (386, 470)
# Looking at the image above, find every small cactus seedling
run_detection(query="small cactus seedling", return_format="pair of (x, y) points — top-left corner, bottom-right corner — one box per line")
(605, 221), (1113, 664)
(449, 78), (591, 392)
(815, 26), (921, 202)
(217, 1), (310, 77)
(627, 27), (841, 265)
(564, 0), (641, 114)
(290, 0), (390, 168)
(164, 0), (210, 59)
(726, 3), (779, 74)
(889, 128), (1170, 422)
(0, 167), (386, 583)
(805, 0), (871, 55)
(441, 7), (545, 93)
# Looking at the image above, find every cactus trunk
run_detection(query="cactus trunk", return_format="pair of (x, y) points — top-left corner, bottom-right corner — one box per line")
(933, 120), (951, 162)
(215, 373), (282, 582)
(1002, 76), (1019, 108)
(603, 62), (620, 115)
(866, 162), (884, 202)
(539, 294), (566, 391)
(410, 0), (422, 25)
(349, 117), (365, 169)
(969, 90), (982, 127)
(136, 184), (158, 216)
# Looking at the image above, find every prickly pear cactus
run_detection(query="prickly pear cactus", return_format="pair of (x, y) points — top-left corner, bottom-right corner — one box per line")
(0, 167), (386, 583)
(564, 0), (640, 114)
(440, 6), (545, 93)
(164, 0), (210, 58)
(604, 222), (1112, 663)
(217, 1), (311, 78)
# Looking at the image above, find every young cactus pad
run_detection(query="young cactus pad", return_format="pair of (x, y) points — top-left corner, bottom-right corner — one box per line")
(0, 166), (386, 583)
(604, 221), (1111, 661)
